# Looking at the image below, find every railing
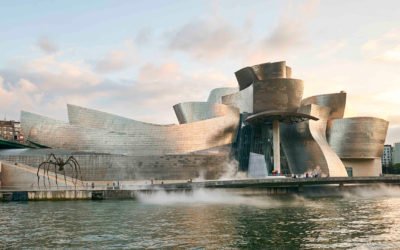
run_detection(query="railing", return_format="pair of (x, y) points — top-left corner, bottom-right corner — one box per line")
(0, 185), (122, 192)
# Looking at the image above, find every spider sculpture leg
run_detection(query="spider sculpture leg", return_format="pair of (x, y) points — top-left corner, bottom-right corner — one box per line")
(52, 162), (58, 187)
(46, 161), (57, 189)
(37, 154), (60, 189)
(67, 156), (83, 184)
(46, 162), (52, 188)
(66, 162), (77, 188)
(62, 167), (67, 188)
(37, 161), (48, 188)
(42, 162), (48, 189)
(48, 153), (59, 163)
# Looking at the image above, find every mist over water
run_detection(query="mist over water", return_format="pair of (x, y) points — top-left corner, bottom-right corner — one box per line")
(137, 189), (299, 208)
(342, 184), (400, 199)
(2, 185), (400, 249)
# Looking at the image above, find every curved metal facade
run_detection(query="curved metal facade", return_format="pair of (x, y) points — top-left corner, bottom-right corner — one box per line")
(281, 104), (348, 176)
(327, 117), (389, 159)
(173, 102), (234, 124)
(235, 61), (289, 90)
(207, 87), (238, 104)
(23, 106), (240, 156)
(253, 78), (304, 113)
(221, 85), (253, 113)
(0, 149), (230, 181)
(10, 60), (390, 181)
(67, 104), (173, 131)
(301, 92), (346, 119)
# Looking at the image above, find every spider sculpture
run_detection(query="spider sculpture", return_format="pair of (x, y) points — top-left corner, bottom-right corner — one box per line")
(37, 153), (83, 188)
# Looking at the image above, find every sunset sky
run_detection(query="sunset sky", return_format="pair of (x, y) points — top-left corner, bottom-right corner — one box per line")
(1, 0), (400, 143)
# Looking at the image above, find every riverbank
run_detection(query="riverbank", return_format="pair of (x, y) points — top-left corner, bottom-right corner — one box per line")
(2, 176), (400, 201)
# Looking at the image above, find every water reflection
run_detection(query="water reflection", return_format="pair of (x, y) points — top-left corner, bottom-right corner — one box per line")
(1, 187), (400, 249)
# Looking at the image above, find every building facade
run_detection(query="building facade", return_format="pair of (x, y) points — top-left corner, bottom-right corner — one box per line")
(0, 61), (390, 188)
(0, 120), (24, 143)
(382, 145), (392, 167)
(392, 143), (400, 165)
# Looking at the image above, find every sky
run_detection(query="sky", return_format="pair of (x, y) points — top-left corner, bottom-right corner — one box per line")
(0, 0), (400, 144)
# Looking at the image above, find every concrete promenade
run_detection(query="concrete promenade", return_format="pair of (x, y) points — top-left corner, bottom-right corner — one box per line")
(2, 176), (400, 201)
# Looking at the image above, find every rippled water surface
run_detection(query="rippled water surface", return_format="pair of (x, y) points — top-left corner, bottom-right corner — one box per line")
(1, 186), (400, 249)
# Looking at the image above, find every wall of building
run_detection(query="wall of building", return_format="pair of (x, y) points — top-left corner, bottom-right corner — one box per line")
(392, 143), (400, 164)
(22, 107), (239, 156)
(207, 87), (238, 104)
(235, 61), (289, 90)
(281, 104), (347, 177)
(0, 150), (231, 181)
(382, 145), (392, 166)
(173, 102), (234, 124)
(327, 117), (389, 159)
(301, 92), (346, 119)
(0, 120), (24, 143)
(342, 158), (382, 177)
(0, 161), (80, 189)
(221, 85), (253, 113)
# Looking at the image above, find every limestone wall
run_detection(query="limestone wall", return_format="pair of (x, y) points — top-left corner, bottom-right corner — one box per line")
(342, 158), (382, 177)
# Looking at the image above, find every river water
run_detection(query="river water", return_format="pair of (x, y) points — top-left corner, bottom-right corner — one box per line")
(1, 185), (400, 249)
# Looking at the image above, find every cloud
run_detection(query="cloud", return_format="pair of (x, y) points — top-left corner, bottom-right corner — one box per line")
(386, 127), (400, 145)
(24, 55), (101, 90)
(135, 28), (153, 45)
(166, 18), (245, 61)
(244, 0), (319, 64)
(316, 40), (347, 58)
(0, 51), (106, 121)
(37, 37), (58, 54)
(362, 29), (400, 63)
(94, 40), (137, 73)
(387, 116), (400, 126)
(0, 51), (235, 124)
(91, 61), (235, 123)
(265, 0), (319, 50)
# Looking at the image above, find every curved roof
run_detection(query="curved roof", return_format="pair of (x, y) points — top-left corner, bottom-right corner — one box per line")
(221, 84), (253, 113)
(207, 87), (238, 104)
(234, 61), (289, 90)
(301, 92), (346, 119)
(173, 102), (237, 124)
(22, 104), (240, 156)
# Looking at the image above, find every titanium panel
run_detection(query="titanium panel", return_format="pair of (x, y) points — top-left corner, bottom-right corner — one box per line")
(301, 92), (346, 119)
(253, 78), (304, 113)
(67, 104), (174, 131)
(207, 87), (238, 104)
(327, 117), (389, 159)
(0, 149), (230, 181)
(281, 104), (348, 177)
(235, 61), (288, 90)
(221, 85), (253, 113)
(173, 102), (234, 124)
(22, 106), (240, 156)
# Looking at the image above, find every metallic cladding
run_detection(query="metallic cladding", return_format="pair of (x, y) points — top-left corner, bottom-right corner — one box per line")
(281, 104), (348, 177)
(173, 102), (234, 124)
(252, 78), (304, 113)
(207, 87), (238, 104)
(221, 85), (253, 113)
(327, 117), (389, 159)
(24, 104), (240, 156)
(0, 149), (230, 181)
(235, 61), (288, 90)
(301, 92), (346, 119)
